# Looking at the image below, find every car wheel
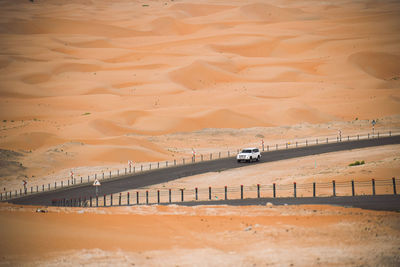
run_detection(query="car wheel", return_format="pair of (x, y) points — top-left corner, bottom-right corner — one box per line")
(256, 156), (260, 161)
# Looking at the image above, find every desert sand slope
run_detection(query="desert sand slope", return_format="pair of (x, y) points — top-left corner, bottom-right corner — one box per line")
(0, 204), (399, 266)
(0, 0), (399, 187)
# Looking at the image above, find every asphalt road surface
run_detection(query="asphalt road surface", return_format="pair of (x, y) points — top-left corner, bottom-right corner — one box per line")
(171, 195), (400, 212)
(7, 135), (400, 206)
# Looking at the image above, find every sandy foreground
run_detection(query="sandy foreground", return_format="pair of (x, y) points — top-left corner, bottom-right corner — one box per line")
(0, 203), (400, 266)
(0, 0), (400, 190)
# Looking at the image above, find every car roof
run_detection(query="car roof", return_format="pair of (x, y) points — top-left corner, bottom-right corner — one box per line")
(242, 147), (258, 150)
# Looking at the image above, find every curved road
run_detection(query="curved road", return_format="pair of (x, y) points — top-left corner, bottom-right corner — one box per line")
(8, 135), (400, 206)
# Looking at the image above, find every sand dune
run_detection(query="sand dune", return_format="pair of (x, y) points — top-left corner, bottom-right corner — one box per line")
(150, 17), (203, 35)
(0, 18), (147, 38)
(169, 60), (241, 90)
(239, 3), (306, 21)
(169, 3), (235, 17)
(0, 0), (399, 187)
(349, 51), (400, 80)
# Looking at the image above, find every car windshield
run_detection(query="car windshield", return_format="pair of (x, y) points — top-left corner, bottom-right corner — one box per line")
(241, 149), (252, 153)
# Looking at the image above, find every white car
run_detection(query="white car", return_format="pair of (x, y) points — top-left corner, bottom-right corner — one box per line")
(237, 148), (261, 163)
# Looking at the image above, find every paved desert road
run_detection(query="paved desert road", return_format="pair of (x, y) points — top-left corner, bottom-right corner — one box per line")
(7, 135), (400, 206)
(171, 195), (400, 212)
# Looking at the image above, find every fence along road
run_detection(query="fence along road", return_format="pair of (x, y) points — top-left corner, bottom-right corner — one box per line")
(7, 134), (400, 206)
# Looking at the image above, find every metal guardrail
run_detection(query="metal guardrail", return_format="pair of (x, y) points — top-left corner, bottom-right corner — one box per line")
(51, 177), (399, 207)
(2, 130), (399, 202)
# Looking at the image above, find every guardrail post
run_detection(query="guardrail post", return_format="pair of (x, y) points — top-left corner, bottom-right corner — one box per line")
(273, 183), (276, 198)
(30, 186), (33, 194)
(257, 184), (260, 198)
(316, 138), (318, 145)
(133, 166), (136, 173)
(127, 192), (130, 205)
(326, 138), (328, 143)
(393, 177), (397, 195)
(228, 151), (230, 157)
(55, 182), (57, 189)
(182, 159), (185, 165)
(87, 175), (90, 183)
(36, 185), (38, 192)
(146, 191), (149, 204)
(90, 196), (92, 207)
(96, 195), (98, 207)
(68, 180), (70, 186)
(48, 184), (50, 190)
(357, 135), (359, 140)
(20, 189), (22, 196)
(337, 136), (339, 142)
(333, 180), (336, 197)
(119, 193), (122, 206)
(351, 180), (355, 196)
(169, 189), (172, 203)
(111, 194), (113, 206)
(241, 185), (243, 199)
(294, 182), (297, 198)
(181, 189), (184, 202)
(125, 168), (127, 175)
(81, 176), (83, 183)
(286, 143), (288, 149)
(149, 164), (151, 170)
(195, 187), (198, 201)
(104, 195), (106, 207)
(117, 169), (119, 176)
(347, 136), (349, 141)
(157, 190), (160, 204)
(102, 173), (104, 179)
(313, 182), (316, 197)
(129, 166), (131, 173)
(42, 184), (44, 191)
(137, 191), (139, 204)
(306, 140), (308, 146)
(109, 171), (111, 178)
(267, 145), (269, 152)
(219, 152), (221, 158)
(276, 144), (278, 150)
(377, 132), (379, 138)
(368, 133), (370, 139)
(296, 141), (298, 148)
(224, 186), (227, 200)
(372, 179), (375, 196)
(389, 131), (391, 137)
(74, 178), (76, 184)
(201, 155), (203, 161)
(209, 187), (212, 200)
(174, 160), (176, 166)
(210, 153), (212, 160)
(158, 162), (160, 168)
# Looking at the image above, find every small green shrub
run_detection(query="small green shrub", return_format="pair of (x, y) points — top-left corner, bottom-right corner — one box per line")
(2, 120), (6, 123)
(82, 112), (91, 116)
(349, 160), (365, 166)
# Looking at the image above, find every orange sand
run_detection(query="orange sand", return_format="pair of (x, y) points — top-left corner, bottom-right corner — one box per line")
(0, 203), (399, 266)
(0, 0), (400, 188)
